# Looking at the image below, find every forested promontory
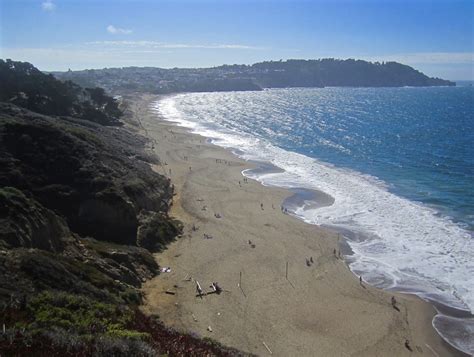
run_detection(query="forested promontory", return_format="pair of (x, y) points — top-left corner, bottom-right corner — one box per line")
(53, 58), (455, 94)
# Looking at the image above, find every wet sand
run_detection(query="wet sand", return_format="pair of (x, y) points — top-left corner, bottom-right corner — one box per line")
(129, 94), (464, 356)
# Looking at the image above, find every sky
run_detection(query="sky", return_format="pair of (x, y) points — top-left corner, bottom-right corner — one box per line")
(0, 0), (473, 80)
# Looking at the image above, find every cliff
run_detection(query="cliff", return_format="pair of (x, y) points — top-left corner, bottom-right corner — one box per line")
(0, 61), (246, 355)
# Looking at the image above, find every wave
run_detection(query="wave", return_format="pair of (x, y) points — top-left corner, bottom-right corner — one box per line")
(153, 95), (474, 354)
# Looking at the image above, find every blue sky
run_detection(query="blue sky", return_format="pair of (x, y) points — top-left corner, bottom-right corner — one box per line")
(0, 0), (473, 79)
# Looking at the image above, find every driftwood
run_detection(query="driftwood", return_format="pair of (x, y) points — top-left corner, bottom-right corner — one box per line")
(196, 281), (203, 298)
(262, 341), (273, 355)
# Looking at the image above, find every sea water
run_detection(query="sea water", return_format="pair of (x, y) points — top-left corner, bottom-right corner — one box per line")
(154, 86), (474, 354)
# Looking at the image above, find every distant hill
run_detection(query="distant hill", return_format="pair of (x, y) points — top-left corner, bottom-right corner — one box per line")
(53, 58), (455, 95)
(0, 59), (122, 125)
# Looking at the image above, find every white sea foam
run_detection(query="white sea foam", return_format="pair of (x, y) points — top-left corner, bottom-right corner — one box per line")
(153, 95), (474, 352)
(432, 315), (474, 355)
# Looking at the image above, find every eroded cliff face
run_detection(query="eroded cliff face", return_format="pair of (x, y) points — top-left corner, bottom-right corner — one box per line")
(0, 103), (177, 248)
(0, 186), (160, 305)
(0, 102), (182, 305)
(0, 187), (68, 252)
(77, 195), (139, 245)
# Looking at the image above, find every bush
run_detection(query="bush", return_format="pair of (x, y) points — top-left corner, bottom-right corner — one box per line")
(27, 291), (134, 335)
(138, 213), (183, 252)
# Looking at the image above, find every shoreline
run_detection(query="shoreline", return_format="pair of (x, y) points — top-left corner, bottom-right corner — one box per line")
(131, 93), (466, 356)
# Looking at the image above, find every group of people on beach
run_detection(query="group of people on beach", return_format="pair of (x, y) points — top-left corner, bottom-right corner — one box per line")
(238, 177), (249, 187)
(215, 158), (232, 166)
(157, 131), (426, 356)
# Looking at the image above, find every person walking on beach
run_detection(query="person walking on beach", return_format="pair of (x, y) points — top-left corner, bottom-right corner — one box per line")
(391, 296), (400, 311)
(260, 203), (264, 210)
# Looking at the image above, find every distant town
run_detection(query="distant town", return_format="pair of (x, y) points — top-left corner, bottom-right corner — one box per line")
(53, 58), (455, 95)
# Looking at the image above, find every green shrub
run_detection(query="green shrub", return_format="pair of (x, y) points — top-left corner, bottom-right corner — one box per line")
(27, 291), (134, 336)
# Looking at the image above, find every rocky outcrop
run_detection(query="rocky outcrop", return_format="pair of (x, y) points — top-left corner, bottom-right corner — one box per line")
(0, 186), (161, 305)
(0, 103), (175, 247)
(0, 188), (163, 305)
(0, 187), (68, 252)
(77, 194), (139, 245)
(0, 102), (181, 307)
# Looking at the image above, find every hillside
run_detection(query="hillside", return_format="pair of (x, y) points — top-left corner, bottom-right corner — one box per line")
(53, 58), (455, 94)
(0, 59), (122, 125)
(0, 61), (247, 355)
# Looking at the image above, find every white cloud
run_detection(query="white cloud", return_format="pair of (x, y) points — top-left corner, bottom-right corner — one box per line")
(86, 40), (265, 50)
(41, 0), (56, 11)
(0, 42), (266, 71)
(106, 25), (133, 35)
(0, 47), (173, 70)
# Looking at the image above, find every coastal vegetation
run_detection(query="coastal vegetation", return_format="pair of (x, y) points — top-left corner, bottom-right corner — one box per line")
(53, 58), (455, 95)
(0, 59), (122, 125)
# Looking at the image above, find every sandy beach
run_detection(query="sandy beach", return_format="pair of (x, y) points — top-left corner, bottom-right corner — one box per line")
(130, 94), (463, 356)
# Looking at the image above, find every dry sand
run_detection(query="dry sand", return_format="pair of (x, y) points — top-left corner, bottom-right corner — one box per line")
(128, 94), (463, 356)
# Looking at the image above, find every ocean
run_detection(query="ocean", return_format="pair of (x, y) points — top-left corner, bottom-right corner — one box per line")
(154, 86), (474, 354)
